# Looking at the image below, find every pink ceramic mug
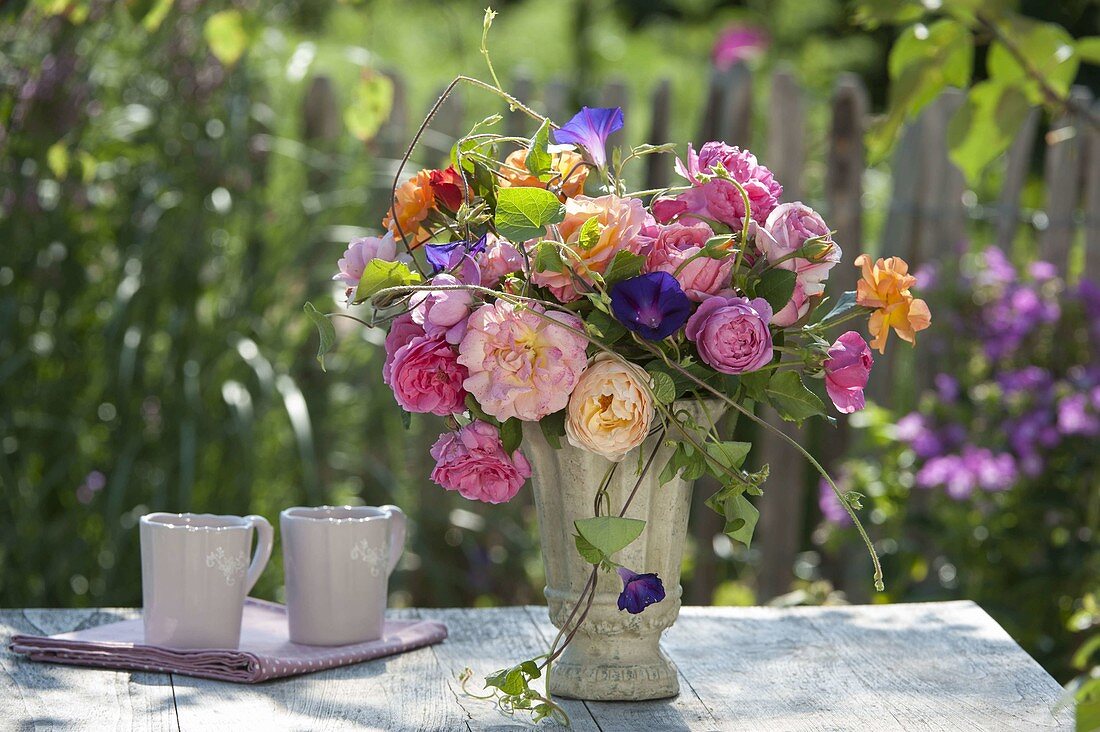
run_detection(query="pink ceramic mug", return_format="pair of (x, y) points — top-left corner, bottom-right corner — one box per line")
(280, 505), (406, 646)
(140, 512), (274, 649)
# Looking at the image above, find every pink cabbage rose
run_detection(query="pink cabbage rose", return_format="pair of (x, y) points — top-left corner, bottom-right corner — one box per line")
(458, 301), (589, 421)
(823, 331), (873, 414)
(385, 332), (468, 416)
(430, 421), (532, 504)
(669, 142), (783, 228)
(333, 232), (398, 303)
(530, 195), (654, 301)
(382, 312), (425, 384)
(685, 295), (773, 374)
(409, 273), (473, 344)
(645, 222), (733, 301)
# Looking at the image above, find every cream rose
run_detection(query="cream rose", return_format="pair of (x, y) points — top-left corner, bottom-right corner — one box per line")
(565, 354), (655, 462)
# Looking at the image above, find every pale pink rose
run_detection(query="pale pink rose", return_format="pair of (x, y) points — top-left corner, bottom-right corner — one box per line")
(644, 223), (733, 301)
(530, 195), (655, 301)
(333, 232), (398, 302)
(824, 331), (873, 414)
(409, 274), (472, 345)
(385, 333), (468, 416)
(759, 202), (841, 296)
(565, 354), (654, 462)
(382, 313), (425, 384)
(476, 234), (525, 287)
(458, 301), (589, 421)
(685, 295), (773, 374)
(770, 279), (811, 327)
(430, 420), (532, 504)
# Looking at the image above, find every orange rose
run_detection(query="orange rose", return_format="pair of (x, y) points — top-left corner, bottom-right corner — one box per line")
(499, 148), (588, 200)
(854, 254), (931, 354)
(383, 170), (435, 248)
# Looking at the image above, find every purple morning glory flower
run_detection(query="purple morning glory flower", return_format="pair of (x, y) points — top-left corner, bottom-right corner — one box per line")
(616, 567), (665, 614)
(610, 272), (692, 340)
(425, 234), (487, 275)
(552, 106), (624, 168)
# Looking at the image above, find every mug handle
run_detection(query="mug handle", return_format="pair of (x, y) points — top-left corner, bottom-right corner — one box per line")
(378, 505), (406, 575)
(243, 515), (274, 595)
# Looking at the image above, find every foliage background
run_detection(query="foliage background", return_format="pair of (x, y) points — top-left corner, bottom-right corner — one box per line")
(1, 0), (1096, 684)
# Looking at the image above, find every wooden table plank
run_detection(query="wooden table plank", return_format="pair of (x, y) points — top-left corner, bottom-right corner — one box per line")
(2, 602), (1072, 731)
(1, 609), (179, 731)
(419, 607), (598, 731)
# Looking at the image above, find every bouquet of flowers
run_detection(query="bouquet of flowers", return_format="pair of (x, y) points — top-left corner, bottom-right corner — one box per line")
(308, 11), (930, 721)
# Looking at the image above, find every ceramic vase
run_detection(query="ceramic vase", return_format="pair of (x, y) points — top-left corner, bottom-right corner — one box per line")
(522, 400), (719, 701)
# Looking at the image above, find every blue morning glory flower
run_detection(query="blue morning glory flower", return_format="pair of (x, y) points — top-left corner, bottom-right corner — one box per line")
(617, 567), (666, 614)
(610, 272), (692, 340)
(552, 107), (624, 169)
(425, 234), (487, 274)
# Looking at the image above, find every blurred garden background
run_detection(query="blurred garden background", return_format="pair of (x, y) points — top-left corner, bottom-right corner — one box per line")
(1, 0), (1097, 693)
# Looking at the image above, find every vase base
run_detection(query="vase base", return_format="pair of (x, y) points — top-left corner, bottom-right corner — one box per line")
(548, 650), (680, 701)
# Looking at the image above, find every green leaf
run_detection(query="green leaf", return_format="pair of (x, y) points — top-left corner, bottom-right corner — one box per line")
(577, 215), (602, 251)
(573, 533), (604, 564)
(539, 409), (565, 449)
(817, 291), (858, 325)
(647, 369), (676, 405)
(947, 80), (1030, 185)
(740, 369), (770, 402)
(303, 302), (336, 372)
(706, 441), (752, 471)
(756, 268), (797, 312)
(1077, 37), (1100, 65)
(602, 250), (646, 286)
(494, 187), (565, 242)
(485, 665), (529, 696)
(585, 309), (628, 345)
(500, 418), (522, 454)
(659, 441), (707, 484)
(525, 119), (552, 177)
(720, 493), (760, 548)
(533, 241), (565, 273)
(203, 10), (251, 66)
(345, 74), (394, 143)
(400, 409), (411, 430)
(574, 516), (645, 558)
(868, 19), (973, 163)
(46, 142), (68, 179)
(353, 259), (422, 304)
(765, 371), (826, 424)
(988, 18), (1079, 103)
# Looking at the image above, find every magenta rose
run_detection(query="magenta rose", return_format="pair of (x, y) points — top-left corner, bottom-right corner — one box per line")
(673, 142), (783, 227)
(385, 333), (468, 416)
(685, 295), (773, 374)
(410, 273), (473, 344)
(429, 420), (532, 504)
(382, 312), (424, 384)
(645, 223), (733, 301)
(823, 331), (873, 414)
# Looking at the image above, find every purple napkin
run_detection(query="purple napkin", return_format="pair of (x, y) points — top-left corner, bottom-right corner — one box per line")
(9, 598), (447, 683)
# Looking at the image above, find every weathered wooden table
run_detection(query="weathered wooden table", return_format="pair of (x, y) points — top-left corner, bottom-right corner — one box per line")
(1, 601), (1072, 730)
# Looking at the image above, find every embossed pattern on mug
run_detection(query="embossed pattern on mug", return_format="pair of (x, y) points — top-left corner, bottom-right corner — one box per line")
(206, 547), (249, 586)
(349, 539), (387, 577)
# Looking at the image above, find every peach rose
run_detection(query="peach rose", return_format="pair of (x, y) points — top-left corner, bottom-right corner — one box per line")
(531, 194), (654, 302)
(383, 170), (435, 248)
(565, 354), (655, 462)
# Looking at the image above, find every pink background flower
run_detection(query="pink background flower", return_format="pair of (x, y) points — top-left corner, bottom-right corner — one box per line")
(430, 421), (532, 504)
(458, 301), (589, 421)
(685, 294), (773, 374)
(824, 331), (873, 414)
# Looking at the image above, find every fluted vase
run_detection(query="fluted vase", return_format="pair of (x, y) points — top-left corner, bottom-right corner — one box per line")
(522, 400), (717, 701)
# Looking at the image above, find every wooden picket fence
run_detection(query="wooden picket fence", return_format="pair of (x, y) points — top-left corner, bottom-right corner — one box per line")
(309, 61), (1100, 603)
